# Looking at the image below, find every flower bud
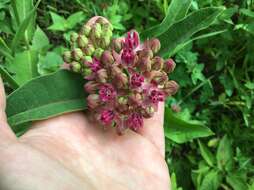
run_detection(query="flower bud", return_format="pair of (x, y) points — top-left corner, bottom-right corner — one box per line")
(137, 48), (153, 59)
(141, 105), (155, 118)
(150, 71), (168, 85)
(87, 94), (100, 109)
(138, 57), (151, 72)
(164, 80), (179, 95)
(93, 23), (102, 38)
(110, 64), (122, 76)
(63, 51), (72, 63)
(144, 38), (161, 54)
(100, 36), (111, 49)
(72, 48), (83, 61)
(82, 67), (92, 77)
(152, 56), (164, 71)
(96, 69), (108, 83)
(70, 61), (81, 73)
(99, 109), (115, 126)
(93, 48), (104, 59)
(101, 50), (114, 66)
(84, 81), (99, 93)
(128, 93), (142, 106)
(116, 96), (129, 114)
(70, 32), (79, 43)
(164, 58), (176, 73)
(83, 44), (95, 56)
(81, 25), (91, 36)
(111, 38), (123, 53)
(77, 35), (88, 48)
(114, 72), (128, 89)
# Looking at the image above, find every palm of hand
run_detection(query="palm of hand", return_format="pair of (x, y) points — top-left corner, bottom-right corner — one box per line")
(0, 79), (170, 190)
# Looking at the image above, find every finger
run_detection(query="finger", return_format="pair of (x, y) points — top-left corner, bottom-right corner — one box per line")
(0, 76), (16, 142)
(140, 102), (165, 157)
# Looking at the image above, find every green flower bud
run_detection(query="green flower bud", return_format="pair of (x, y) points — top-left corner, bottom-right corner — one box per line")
(93, 48), (104, 59)
(111, 38), (123, 53)
(63, 51), (72, 63)
(83, 44), (95, 56)
(94, 23), (102, 38)
(81, 25), (91, 36)
(100, 36), (111, 49)
(82, 67), (92, 77)
(72, 48), (83, 61)
(77, 35), (88, 48)
(70, 32), (79, 43)
(70, 61), (81, 73)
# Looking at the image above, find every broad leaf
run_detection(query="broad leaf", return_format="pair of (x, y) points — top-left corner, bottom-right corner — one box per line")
(31, 26), (50, 51)
(200, 170), (222, 190)
(216, 135), (234, 171)
(158, 7), (224, 57)
(48, 12), (67, 31)
(164, 107), (214, 143)
(226, 173), (248, 190)
(6, 70), (87, 133)
(67, 11), (86, 29)
(7, 50), (39, 85)
(140, 0), (192, 39)
(198, 140), (216, 167)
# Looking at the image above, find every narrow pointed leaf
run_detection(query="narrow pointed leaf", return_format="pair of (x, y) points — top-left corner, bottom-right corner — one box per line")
(140, 0), (192, 40)
(158, 7), (224, 57)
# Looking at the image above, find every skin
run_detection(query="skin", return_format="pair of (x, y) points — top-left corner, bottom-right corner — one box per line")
(0, 77), (171, 190)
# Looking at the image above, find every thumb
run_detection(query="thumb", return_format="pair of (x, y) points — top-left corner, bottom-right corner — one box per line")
(0, 76), (16, 142)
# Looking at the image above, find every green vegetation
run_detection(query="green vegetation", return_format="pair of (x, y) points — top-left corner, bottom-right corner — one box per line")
(0, 0), (254, 189)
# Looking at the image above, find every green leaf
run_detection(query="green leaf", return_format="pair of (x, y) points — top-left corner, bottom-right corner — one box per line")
(66, 11), (85, 29)
(48, 12), (67, 31)
(216, 135), (233, 172)
(140, 0), (192, 39)
(7, 50), (39, 85)
(6, 70), (87, 133)
(31, 26), (50, 51)
(0, 36), (13, 60)
(200, 170), (222, 190)
(240, 8), (254, 18)
(226, 173), (248, 190)
(158, 7), (224, 57)
(11, 0), (41, 50)
(0, 65), (19, 89)
(198, 140), (216, 167)
(38, 52), (63, 75)
(11, 0), (35, 41)
(164, 107), (214, 143)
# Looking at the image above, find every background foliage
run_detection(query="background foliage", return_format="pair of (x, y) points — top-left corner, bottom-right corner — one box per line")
(0, 0), (254, 189)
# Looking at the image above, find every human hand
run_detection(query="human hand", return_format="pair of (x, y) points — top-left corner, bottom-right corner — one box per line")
(0, 77), (170, 190)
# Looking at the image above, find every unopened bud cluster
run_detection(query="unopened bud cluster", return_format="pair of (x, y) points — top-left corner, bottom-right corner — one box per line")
(63, 17), (179, 135)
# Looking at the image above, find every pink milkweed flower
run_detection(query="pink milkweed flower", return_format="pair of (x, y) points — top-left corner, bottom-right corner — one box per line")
(130, 73), (145, 88)
(121, 48), (135, 64)
(99, 83), (117, 102)
(124, 31), (139, 49)
(100, 110), (115, 125)
(149, 89), (165, 104)
(90, 57), (102, 72)
(125, 113), (144, 132)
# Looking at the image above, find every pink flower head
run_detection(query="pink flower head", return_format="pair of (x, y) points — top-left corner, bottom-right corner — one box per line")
(126, 113), (143, 131)
(124, 31), (139, 49)
(149, 89), (165, 104)
(99, 83), (117, 102)
(130, 73), (145, 88)
(90, 57), (101, 72)
(121, 48), (135, 64)
(100, 110), (115, 125)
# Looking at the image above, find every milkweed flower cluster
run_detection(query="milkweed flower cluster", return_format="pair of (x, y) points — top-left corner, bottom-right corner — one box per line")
(63, 17), (179, 134)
